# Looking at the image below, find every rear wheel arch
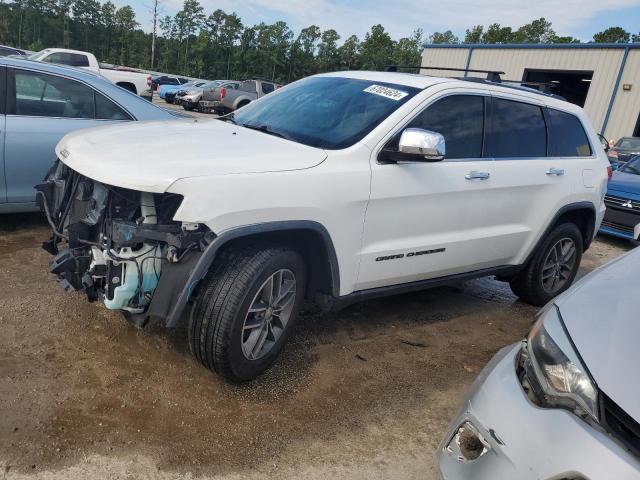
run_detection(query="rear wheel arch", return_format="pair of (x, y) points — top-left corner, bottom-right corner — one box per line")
(548, 203), (596, 251)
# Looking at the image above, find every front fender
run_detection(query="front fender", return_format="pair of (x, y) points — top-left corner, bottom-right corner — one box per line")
(148, 220), (340, 327)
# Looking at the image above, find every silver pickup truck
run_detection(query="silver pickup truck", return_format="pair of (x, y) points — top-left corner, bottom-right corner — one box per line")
(200, 79), (281, 113)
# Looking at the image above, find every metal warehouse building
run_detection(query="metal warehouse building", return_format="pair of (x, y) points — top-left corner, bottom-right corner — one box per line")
(421, 43), (640, 141)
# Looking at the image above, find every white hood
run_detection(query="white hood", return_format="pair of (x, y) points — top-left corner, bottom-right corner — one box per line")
(556, 248), (640, 421)
(55, 118), (327, 192)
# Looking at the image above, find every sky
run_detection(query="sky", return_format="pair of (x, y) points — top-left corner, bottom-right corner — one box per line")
(119, 0), (640, 43)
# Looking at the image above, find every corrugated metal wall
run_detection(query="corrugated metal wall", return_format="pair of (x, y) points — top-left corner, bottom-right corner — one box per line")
(422, 46), (640, 140)
(606, 49), (640, 140)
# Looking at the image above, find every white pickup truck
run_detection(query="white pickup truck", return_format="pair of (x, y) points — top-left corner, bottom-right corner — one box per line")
(28, 48), (150, 95)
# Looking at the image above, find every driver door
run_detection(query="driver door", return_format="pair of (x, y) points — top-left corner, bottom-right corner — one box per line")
(356, 91), (505, 291)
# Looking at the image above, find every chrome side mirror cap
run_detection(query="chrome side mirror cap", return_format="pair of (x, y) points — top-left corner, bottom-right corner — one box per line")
(398, 128), (446, 161)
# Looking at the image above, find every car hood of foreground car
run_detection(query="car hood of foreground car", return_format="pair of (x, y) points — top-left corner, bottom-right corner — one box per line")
(555, 247), (640, 421)
(55, 118), (328, 192)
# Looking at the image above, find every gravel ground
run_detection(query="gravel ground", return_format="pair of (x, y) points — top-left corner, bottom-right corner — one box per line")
(0, 210), (631, 480)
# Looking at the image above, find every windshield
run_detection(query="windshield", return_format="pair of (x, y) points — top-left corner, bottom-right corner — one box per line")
(231, 76), (420, 149)
(619, 156), (640, 175)
(616, 137), (640, 149)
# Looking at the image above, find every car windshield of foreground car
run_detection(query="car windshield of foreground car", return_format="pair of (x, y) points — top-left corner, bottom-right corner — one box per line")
(230, 76), (421, 149)
(616, 137), (640, 149)
(619, 156), (640, 175)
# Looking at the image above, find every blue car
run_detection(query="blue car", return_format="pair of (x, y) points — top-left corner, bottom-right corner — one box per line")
(600, 155), (640, 241)
(0, 56), (179, 213)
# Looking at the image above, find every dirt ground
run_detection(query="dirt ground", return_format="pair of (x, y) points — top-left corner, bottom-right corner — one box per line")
(0, 211), (631, 480)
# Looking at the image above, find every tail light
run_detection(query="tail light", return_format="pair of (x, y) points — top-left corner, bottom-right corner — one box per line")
(220, 87), (227, 99)
(607, 165), (613, 181)
(147, 75), (152, 86)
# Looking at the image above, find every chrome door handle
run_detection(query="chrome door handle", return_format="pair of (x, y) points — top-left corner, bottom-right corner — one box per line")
(546, 168), (565, 176)
(465, 171), (490, 180)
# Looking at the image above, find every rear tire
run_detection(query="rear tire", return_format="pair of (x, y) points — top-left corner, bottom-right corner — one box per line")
(509, 223), (583, 306)
(188, 247), (306, 382)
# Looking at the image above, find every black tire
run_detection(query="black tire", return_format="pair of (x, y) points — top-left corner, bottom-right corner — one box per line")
(510, 223), (583, 306)
(188, 247), (306, 382)
(236, 100), (250, 110)
(183, 103), (195, 111)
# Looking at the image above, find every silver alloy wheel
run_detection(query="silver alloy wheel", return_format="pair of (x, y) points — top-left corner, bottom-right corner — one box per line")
(241, 269), (297, 361)
(541, 237), (577, 294)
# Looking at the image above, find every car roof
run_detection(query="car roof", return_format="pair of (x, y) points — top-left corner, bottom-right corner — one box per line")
(34, 48), (89, 55)
(318, 70), (583, 113)
(0, 56), (103, 80)
(0, 56), (174, 121)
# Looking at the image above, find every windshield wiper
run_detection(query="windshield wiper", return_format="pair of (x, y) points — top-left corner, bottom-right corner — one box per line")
(217, 113), (237, 125)
(242, 122), (291, 140)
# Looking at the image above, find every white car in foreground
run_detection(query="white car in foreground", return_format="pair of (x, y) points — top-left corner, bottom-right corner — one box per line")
(439, 247), (640, 479)
(37, 70), (609, 382)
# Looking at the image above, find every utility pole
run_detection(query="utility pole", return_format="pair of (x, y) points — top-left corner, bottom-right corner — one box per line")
(150, 0), (159, 68)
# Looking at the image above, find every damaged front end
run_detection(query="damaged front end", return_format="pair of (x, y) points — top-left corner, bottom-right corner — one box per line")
(36, 161), (213, 327)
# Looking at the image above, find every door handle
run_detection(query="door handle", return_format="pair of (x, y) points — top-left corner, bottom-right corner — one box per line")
(546, 168), (565, 176)
(465, 171), (490, 180)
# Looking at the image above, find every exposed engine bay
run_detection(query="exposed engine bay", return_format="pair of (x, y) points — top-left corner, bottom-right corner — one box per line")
(36, 161), (212, 324)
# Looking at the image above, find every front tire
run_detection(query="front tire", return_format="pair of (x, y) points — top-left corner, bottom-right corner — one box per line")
(510, 223), (583, 306)
(188, 247), (306, 382)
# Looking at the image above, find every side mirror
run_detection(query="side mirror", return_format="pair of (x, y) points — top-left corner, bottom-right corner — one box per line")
(598, 134), (610, 152)
(398, 128), (446, 161)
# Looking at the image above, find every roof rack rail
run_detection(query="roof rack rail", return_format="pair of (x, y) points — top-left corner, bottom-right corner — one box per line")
(384, 65), (505, 83)
(462, 76), (566, 100)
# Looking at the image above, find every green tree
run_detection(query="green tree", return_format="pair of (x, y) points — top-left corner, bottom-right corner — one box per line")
(482, 23), (514, 43)
(175, 0), (204, 73)
(317, 29), (340, 72)
(428, 30), (458, 44)
(393, 29), (423, 65)
(593, 27), (630, 43)
(513, 17), (555, 43)
(338, 34), (360, 70)
(464, 25), (483, 43)
(359, 24), (395, 70)
(73, 0), (101, 51)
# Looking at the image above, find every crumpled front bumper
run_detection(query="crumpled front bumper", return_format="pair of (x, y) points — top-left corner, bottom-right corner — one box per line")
(438, 344), (640, 480)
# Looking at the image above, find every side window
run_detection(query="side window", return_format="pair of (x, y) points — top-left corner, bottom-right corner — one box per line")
(12, 69), (94, 119)
(69, 53), (89, 67)
(486, 98), (546, 158)
(261, 82), (275, 94)
(95, 92), (132, 120)
(406, 95), (485, 159)
(547, 108), (592, 157)
(240, 81), (256, 93)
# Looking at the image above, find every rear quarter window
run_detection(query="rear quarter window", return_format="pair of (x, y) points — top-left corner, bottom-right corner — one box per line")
(547, 108), (592, 157)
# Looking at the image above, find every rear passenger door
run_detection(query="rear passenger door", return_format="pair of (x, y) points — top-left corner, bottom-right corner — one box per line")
(485, 93), (576, 264)
(4, 67), (132, 205)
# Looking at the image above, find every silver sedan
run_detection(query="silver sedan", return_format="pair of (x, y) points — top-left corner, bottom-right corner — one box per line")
(438, 246), (640, 479)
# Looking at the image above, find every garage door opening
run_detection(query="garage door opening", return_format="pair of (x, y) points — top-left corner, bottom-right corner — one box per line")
(523, 69), (593, 107)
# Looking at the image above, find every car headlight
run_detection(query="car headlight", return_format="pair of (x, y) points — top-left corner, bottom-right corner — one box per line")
(525, 304), (598, 421)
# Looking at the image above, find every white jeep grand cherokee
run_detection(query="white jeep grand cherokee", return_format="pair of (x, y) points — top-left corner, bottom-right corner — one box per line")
(37, 71), (609, 382)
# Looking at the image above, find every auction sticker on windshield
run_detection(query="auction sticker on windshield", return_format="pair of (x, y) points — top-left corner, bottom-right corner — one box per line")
(364, 84), (409, 101)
